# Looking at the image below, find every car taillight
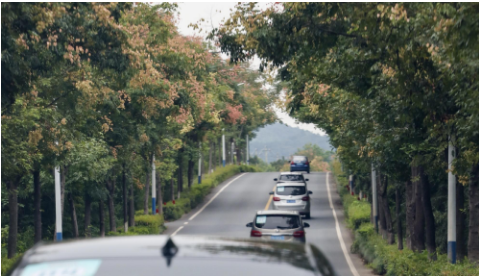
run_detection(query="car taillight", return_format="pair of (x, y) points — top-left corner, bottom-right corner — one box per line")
(293, 230), (305, 238)
(302, 196), (310, 201)
(291, 161), (295, 165)
(251, 230), (262, 237)
(305, 161), (309, 165)
(273, 197), (281, 201)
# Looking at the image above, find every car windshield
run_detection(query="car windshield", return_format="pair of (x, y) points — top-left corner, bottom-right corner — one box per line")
(279, 175), (304, 181)
(276, 186), (306, 196)
(255, 215), (301, 229)
(293, 156), (307, 162)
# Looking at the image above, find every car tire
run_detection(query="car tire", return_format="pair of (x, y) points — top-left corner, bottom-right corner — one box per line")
(305, 213), (311, 219)
(307, 170), (310, 174)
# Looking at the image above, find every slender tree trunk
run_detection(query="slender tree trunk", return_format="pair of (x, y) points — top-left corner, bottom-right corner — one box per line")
(177, 149), (184, 192)
(412, 165), (425, 251)
(187, 159), (194, 188)
(236, 146), (242, 165)
(84, 193), (91, 237)
(212, 142), (216, 171)
(156, 172), (163, 215)
(33, 168), (42, 243)
(396, 184), (403, 250)
(405, 180), (415, 250)
(419, 166), (436, 259)
(7, 178), (19, 258)
(68, 192), (79, 238)
(128, 182), (135, 227)
(208, 141), (213, 173)
(468, 162), (479, 263)
(380, 175), (395, 244)
(170, 178), (175, 202)
(456, 176), (466, 261)
(377, 172), (387, 239)
(106, 178), (116, 232)
(122, 164), (128, 232)
(99, 200), (105, 237)
(143, 163), (150, 215)
(217, 137), (222, 167)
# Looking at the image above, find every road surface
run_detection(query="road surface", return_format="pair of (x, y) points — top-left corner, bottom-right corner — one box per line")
(164, 172), (373, 276)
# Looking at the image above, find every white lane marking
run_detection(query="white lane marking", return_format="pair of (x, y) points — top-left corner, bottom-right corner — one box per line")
(326, 172), (360, 276)
(171, 226), (183, 237)
(184, 222), (188, 225)
(188, 173), (245, 221)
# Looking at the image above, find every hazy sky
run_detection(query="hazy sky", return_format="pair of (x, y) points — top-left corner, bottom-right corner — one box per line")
(174, 2), (327, 136)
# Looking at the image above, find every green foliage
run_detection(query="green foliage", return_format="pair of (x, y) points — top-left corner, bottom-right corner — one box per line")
(333, 161), (479, 276)
(107, 214), (165, 236)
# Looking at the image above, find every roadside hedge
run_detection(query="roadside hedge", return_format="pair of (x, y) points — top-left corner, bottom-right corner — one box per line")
(331, 160), (478, 276)
(162, 164), (258, 221)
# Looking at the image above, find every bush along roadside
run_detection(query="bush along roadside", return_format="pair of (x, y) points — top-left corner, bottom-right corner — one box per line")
(331, 159), (478, 276)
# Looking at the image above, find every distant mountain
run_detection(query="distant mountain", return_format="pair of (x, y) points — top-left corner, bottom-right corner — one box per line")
(250, 122), (332, 163)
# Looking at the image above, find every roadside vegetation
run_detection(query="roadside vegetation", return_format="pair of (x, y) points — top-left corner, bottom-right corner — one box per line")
(212, 2), (479, 266)
(1, 2), (276, 267)
(332, 160), (478, 275)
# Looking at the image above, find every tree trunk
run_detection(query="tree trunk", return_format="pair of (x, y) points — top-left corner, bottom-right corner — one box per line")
(7, 178), (19, 258)
(106, 178), (116, 232)
(177, 149), (184, 192)
(468, 162), (479, 263)
(170, 178), (175, 202)
(84, 193), (92, 237)
(187, 159), (194, 188)
(143, 162), (150, 215)
(99, 200), (105, 237)
(380, 175), (395, 244)
(419, 166), (436, 259)
(218, 138), (222, 167)
(456, 176), (466, 261)
(212, 142), (216, 171)
(396, 184), (403, 250)
(208, 141), (213, 173)
(68, 192), (79, 238)
(122, 164), (128, 232)
(33, 168), (42, 243)
(236, 146), (242, 165)
(405, 180), (415, 250)
(412, 165), (425, 251)
(156, 171), (163, 215)
(128, 182), (135, 227)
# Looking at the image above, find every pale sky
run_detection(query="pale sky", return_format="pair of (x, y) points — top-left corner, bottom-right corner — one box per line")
(173, 2), (327, 136)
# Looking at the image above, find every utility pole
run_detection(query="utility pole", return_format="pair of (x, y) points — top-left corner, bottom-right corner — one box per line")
(152, 154), (156, 214)
(54, 161), (62, 241)
(222, 129), (225, 167)
(231, 141), (234, 164)
(246, 134), (249, 165)
(448, 135), (456, 264)
(263, 147), (271, 163)
(371, 163), (378, 233)
(198, 142), (202, 184)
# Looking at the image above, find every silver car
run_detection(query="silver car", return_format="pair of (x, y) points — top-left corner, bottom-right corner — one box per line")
(273, 172), (309, 183)
(270, 182), (312, 219)
(246, 210), (310, 243)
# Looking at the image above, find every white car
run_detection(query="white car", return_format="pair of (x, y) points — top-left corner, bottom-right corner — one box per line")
(273, 172), (308, 183)
(269, 182), (312, 219)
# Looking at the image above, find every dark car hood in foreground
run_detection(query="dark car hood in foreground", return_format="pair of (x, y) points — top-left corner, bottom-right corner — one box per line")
(9, 235), (337, 276)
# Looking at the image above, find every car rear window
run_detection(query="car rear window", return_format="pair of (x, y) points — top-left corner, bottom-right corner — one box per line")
(255, 215), (301, 229)
(279, 175), (304, 181)
(276, 186), (306, 195)
(293, 156), (307, 162)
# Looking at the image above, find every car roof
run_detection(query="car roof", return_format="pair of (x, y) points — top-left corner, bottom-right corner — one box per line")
(12, 236), (336, 276)
(276, 182), (306, 187)
(292, 155), (308, 158)
(256, 210), (300, 215)
(280, 172), (303, 175)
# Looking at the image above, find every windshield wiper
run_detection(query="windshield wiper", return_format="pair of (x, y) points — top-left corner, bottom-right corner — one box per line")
(276, 226), (292, 229)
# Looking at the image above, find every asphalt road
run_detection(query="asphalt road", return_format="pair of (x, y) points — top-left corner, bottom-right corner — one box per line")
(164, 172), (373, 276)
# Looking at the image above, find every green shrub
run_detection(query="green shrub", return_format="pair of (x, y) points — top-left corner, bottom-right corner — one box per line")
(1, 254), (22, 275)
(332, 159), (479, 276)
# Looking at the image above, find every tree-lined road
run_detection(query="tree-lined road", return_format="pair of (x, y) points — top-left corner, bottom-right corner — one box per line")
(164, 172), (373, 276)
